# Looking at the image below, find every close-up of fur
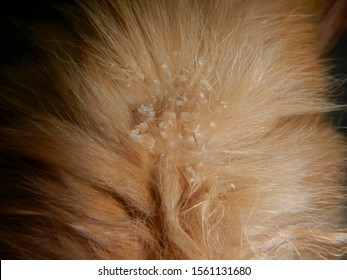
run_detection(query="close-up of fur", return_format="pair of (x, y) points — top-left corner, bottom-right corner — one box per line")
(0, 0), (347, 259)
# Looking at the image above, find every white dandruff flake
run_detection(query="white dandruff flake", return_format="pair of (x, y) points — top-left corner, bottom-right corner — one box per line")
(153, 79), (161, 87)
(144, 135), (156, 151)
(166, 111), (177, 118)
(129, 60), (137, 68)
(138, 104), (156, 118)
(229, 183), (236, 189)
(160, 131), (168, 138)
(129, 129), (143, 142)
(199, 91), (208, 104)
(186, 165), (197, 183)
(138, 104), (151, 114)
(201, 80), (213, 90)
(194, 124), (201, 133)
(162, 64), (168, 70)
(138, 72), (145, 81)
(186, 166), (196, 176)
(198, 57), (204, 66)
(180, 112), (191, 122)
(179, 75), (187, 82)
(221, 101), (228, 108)
(209, 121), (216, 127)
(159, 111), (177, 131)
(135, 122), (149, 132)
(159, 122), (166, 129)
(175, 99), (185, 106)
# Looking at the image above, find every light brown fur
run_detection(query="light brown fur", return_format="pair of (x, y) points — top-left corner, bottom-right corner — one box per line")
(0, 0), (346, 259)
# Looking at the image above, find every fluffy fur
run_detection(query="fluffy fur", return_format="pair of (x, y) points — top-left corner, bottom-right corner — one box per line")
(0, 0), (346, 259)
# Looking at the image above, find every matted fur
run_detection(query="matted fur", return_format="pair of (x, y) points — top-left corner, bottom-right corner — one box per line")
(0, 0), (346, 259)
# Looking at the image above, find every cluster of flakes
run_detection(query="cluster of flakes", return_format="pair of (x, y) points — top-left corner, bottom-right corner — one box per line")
(128, 103), (236, 190)
(125, 58), (236, 189)
(159, 111), (177, 139)
(128, 104), (156, 152)
(185, 165), (197, 183)
(127, 58), (232, 151)
(184, 163), (237, 190)
(122, 60), (146, 88)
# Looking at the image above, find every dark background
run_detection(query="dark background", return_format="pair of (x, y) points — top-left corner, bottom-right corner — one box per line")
(328, 30), (347, 136)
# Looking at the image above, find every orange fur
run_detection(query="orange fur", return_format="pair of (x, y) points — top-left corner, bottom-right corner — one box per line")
(0, 0), (346, 259)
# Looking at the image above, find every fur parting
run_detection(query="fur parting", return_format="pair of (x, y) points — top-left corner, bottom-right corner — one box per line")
(0, 0), (346, 259)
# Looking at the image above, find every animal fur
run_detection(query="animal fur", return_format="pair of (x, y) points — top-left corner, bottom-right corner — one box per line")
(0, 0), (346, 259)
